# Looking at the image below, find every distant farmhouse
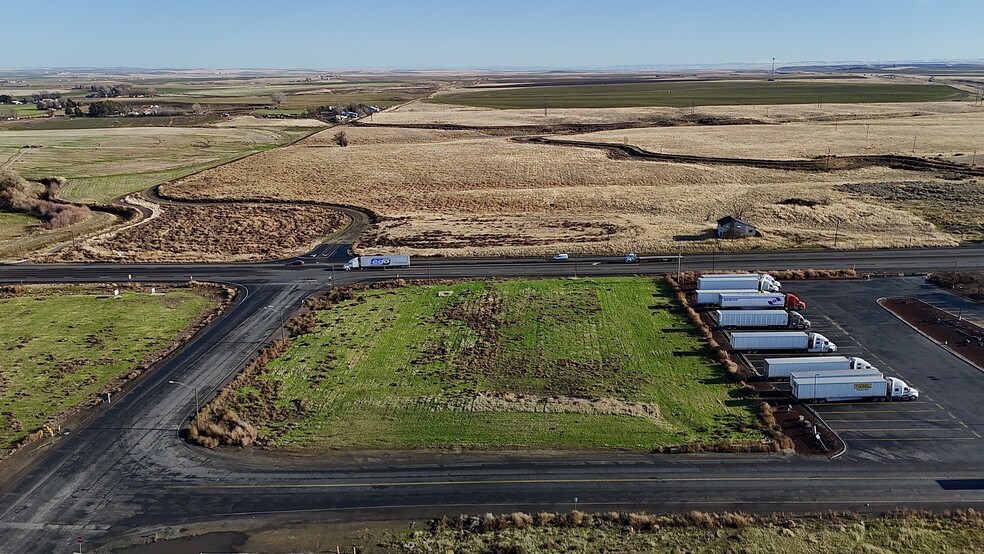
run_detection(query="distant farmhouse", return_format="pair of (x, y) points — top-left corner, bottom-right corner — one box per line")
(716, 215), (758, 239)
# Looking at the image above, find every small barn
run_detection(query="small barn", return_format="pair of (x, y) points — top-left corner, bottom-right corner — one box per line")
(717, 216), (758, 239)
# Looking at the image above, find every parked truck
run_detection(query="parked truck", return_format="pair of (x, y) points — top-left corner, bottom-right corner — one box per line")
(342, 255), (411, 270)
(696, 290), (806, 310)
(711, 309), (810, 330)
(763, 356), (873, 380)
(726, 331), (837, 353)
(697, 273), (781, 292)
(790, 370), (919, 402)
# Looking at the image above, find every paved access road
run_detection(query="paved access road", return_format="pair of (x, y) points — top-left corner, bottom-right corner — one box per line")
(2, 247), (984, 551)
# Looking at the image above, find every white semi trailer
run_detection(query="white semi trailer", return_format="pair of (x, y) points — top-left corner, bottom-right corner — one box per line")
(697, 273), (781, 292)
(726, 331), (837, 353)
(342, 255), (411, 270)
(763, 356), (873, 380)
(790, 370), (919, 402)
(712, 309), (810, 330)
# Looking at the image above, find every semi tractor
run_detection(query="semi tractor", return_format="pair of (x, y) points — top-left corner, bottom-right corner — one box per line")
(711, 309), (810, 330)
(342, 255), (411, 270)
(697, 273), (781, 292)
(763, 356), (873, 380)
(696, 291), (806, 310)
(726, 331), (837, 353)
(790, 370), (919, 402)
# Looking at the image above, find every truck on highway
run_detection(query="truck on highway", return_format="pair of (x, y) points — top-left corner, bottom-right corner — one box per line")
(697, 273), (781, 292)
(696, 290), (806, 310)
(711, 309), (810, 330)
(790, 370), (919, 403)
(763, 356), (873, 380)
(726, 331), (837, 353)
(342, 255), (411, 270)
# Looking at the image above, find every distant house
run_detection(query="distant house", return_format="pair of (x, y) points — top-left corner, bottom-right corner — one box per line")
(717, 216), (758, 239)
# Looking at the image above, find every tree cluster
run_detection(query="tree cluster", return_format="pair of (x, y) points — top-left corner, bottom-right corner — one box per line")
(86, 84), (156, 98)
(87, 100), (122, 117)
(0, 170), (90, 229)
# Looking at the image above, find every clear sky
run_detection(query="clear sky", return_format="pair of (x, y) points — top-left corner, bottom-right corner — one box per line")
(5, 0), (983, 69)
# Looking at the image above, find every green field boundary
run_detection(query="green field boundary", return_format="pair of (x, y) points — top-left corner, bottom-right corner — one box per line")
(430, 80), (969, 109)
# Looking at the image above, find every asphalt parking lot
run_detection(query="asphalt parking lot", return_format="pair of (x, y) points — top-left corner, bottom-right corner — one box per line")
(738, 277), (984, 462)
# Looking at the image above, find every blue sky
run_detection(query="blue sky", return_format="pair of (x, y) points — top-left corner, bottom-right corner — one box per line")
(5, 0), (983, 69)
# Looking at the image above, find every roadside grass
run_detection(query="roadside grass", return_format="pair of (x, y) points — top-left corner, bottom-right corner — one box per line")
(0, 211), (40, 241)
(390, 510), (984, 554)
(0, 286), (219, 452)
(432, 80), (967, 109)
(232, 277), (761, 450)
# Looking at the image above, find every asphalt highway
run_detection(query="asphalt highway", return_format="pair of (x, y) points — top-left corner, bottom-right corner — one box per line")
(2, 245), (984, 551)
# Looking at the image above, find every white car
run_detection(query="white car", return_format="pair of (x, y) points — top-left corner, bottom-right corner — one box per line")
(552, 253), (569, 260)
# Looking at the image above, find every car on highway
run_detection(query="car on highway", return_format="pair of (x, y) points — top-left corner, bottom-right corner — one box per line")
(286, 259), (305, 266)
(552, 253), (569, 260)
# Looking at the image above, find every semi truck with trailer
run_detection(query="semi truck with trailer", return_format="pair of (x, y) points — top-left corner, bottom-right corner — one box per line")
(790, 370), (919, 402)
(696, 291), (806, 310)
(726, 331), (837, 353)
(697, 273), (781, 292)
(342, 255), (411, 270)
(763, 356), (874, 380)
(711, 309), (810, 330)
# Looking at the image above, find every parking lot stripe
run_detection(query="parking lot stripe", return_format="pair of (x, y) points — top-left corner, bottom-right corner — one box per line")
(816, 409), (940, 414)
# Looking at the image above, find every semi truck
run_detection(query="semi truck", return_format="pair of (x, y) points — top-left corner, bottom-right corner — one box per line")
(726, 331), (837, 353)
(697, 273), (781, 292)
(763, 356), (873, 380)
(342, 255), (411, 270)
(790, 370), (919, 402)
(711, 309), (810, 330)
(696, 291), (806, 310)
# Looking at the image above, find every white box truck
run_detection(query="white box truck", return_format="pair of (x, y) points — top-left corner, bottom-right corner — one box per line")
(714, 291), (807, 310)
(712, 309), (810, 330)
(726, 331), (837, 353)
(342, 255), (411, 270)
(763, 356), (873, 380)
(790, 370), (919, 403)
(697, 273), (781, 292)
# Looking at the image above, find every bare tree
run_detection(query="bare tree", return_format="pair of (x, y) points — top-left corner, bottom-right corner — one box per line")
(0, 106), (16, 120)
(191, 103), (204, 115)
(270, 92), (286, 107)
(334, 130), (349, 147)
(727, 197), (753, 221)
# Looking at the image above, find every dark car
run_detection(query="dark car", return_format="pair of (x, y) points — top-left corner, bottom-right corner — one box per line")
(286, 259), (305, 266)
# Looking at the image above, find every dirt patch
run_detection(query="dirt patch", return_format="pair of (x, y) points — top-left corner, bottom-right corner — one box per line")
(880, 297), (984, 369)
(39, 203), (349, 262)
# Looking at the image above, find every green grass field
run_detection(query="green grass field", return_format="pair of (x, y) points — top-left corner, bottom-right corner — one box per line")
(0, 286), (219, 451)
(0, 211), (40, 240)
(230, 277), (761, 451)
(0, 125), (315, 203)
(431, 80), (968, 109)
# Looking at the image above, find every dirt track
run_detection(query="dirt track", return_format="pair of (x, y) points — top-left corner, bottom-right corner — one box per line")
(518, 136), (984, 177)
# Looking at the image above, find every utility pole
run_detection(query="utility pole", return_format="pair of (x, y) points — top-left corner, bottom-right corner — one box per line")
(817, 92), (823, 108)
(543, 97), (547, 117)
(690, 97), (695, 116)
(833, 218), (841, 248)
(866, 124), (870, 140)
(912, 136), (917, 154)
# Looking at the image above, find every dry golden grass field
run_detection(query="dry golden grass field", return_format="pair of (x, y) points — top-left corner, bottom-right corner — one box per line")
(40, 203), (349, 263)
(160, 99), (975, 256)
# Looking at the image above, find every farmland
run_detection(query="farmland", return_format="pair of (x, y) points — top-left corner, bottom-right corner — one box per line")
(432, 80), (967, 109)
(208, 277), (764, 451)
(0, 124), (316, 203)
(164, 118), (958, 256)
(0, 285), (221, 455)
